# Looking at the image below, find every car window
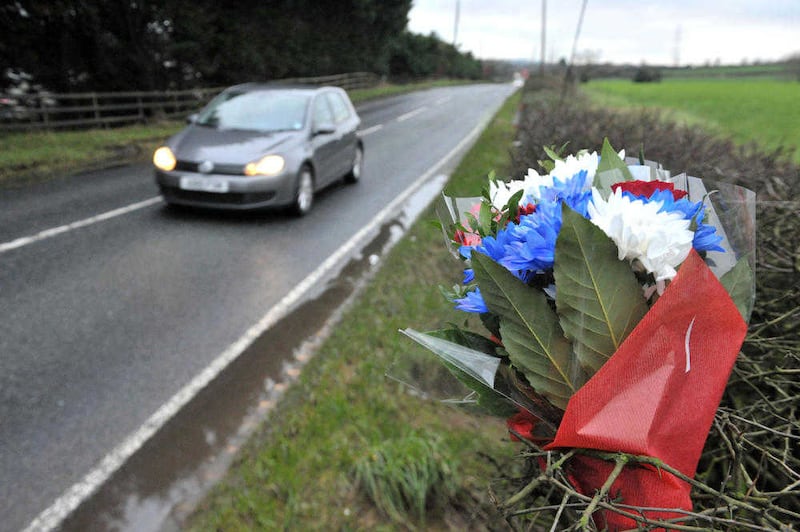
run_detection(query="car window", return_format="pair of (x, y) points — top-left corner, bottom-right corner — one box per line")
(196, 90), (308, 131)
(312, 96), (335, 127)
(325, 92), (351, 123)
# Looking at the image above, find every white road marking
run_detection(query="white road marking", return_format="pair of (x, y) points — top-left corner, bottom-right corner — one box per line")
(0, 196), (163, 254)
(435, 96), (452, 105)
(396, 106), (427, 122)
(23, 98), (498, 532)
(359, 124), (384, 136)
(685, 316), (697, 373)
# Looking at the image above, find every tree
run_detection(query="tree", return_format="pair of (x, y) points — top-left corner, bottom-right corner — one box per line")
(1, 0), (488, 92)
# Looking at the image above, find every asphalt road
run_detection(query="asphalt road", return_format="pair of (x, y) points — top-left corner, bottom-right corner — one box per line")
(0, 83), (516, 531)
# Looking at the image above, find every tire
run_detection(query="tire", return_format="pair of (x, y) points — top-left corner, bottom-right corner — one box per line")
(343, 143), (363, 184)
(291, 166), (314, 216)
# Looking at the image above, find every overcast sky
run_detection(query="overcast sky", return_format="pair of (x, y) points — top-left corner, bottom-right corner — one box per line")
(407, 0), (799, 66)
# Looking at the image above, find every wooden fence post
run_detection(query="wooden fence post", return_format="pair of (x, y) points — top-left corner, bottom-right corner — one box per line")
(92, 93), (101, 127)
(41, 97), (49, 127)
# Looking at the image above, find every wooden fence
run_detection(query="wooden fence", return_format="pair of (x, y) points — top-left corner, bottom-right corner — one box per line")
(0, 72), (380, 132)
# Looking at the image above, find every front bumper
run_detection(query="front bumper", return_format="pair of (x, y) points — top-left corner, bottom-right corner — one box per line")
(155, 169), (296, 210)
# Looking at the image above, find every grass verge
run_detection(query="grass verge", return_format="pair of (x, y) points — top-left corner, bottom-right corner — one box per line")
(185, 90), (522, 531)
(0, 79), (481, 187)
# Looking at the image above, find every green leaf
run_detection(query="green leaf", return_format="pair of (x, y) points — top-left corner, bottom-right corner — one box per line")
(471, 253), (579, 409)
(543, 144), (563, 162)
(538, 159), (556, 173)
(594, 137), (633, 197)
(479, 201), (493, 235)
(554, 205), (649, 375)
(719, 257), (755, 323)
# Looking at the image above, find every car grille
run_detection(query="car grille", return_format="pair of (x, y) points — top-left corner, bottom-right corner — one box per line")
(175, 160), (245, 175)
(162, 187), (276, 205)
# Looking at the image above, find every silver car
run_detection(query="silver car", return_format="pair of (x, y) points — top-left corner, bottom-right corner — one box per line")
(153, 84), (363, 214)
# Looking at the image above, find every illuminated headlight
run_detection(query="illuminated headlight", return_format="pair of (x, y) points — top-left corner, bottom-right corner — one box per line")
(244, 155), (285, 176)
(153, 146), (177, 171)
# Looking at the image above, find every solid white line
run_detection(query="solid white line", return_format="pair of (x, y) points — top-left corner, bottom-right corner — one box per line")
(0, 196), (163, 254)
(359, 124), (384, 136)
(23, 101), (497, 532)
(396, 106), (427, 122)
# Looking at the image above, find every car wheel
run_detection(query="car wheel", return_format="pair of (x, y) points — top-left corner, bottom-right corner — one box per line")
(291, 166), (314, 216)
(344, 144), (363, 184)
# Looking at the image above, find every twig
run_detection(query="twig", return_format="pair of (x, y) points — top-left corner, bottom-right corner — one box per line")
(550, 491), (572, 532)
(501, 449), (575, 508)
(579, 454), (626, 528)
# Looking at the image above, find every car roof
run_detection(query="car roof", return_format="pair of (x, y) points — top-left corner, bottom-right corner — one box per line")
(223, 83), (342, 96)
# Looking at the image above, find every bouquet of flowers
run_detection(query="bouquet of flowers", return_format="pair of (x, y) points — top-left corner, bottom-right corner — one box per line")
(400, 139), (756, 529)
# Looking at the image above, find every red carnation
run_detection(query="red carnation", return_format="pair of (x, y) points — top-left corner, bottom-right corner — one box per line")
(453, 229), (481, 247)
(514, 203), (537, 223)
(612, 180), (688, 200)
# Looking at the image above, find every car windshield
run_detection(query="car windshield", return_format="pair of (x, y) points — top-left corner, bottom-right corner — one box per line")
(196, 90), (309, 132)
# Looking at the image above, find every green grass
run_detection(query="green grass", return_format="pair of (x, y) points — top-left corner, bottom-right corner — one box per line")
(353, 435), (457, 528)
(0, 122), (185, 185)
(0, 80), (482, 186)
(185, 89), (521, 531)
(582, 78), (800, 163)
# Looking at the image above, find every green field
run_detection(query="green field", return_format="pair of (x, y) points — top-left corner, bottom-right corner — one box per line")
(583, 78), (800, 163)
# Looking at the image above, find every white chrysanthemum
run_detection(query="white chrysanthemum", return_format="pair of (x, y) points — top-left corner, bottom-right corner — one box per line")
(587, 188), (693, 281)
(489, 149), (626, 210)
(519, 168), (555, 201)
(488, 178), (527, 210)
(551, 151), (600, 183)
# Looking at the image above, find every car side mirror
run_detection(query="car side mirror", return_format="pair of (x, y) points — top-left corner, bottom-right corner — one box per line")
(186, 113), (198, 124)
(313, 122), (336, 136)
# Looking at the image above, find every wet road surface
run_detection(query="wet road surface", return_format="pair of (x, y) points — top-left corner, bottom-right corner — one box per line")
(0, 83), (516, 531)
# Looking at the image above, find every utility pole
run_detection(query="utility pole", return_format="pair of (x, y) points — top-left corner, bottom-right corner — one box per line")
(453, 0), (460, 47)
(673, 25), (682, 67)
(540, 0), (547, 74)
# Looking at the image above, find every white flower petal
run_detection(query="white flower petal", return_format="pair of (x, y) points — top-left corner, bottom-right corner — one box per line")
(588, 187), (693, 281)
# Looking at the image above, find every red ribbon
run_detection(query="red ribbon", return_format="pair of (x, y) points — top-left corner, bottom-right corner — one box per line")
(545, 250), (747, 530)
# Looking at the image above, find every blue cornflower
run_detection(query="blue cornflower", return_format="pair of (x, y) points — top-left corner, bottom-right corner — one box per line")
(462, 268), (475, 284)
(454, 287), (488, 314)
(538, 170), (590, 205)
(538, 171), (593, 218)
(468, 200), (560, 279)
(689, 207), (725, 252)
(473, 225), (516, 264)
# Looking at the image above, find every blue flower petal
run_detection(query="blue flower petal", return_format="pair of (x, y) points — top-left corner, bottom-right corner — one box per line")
(462, 268), (475, 284)
(454, 287), (488, 314)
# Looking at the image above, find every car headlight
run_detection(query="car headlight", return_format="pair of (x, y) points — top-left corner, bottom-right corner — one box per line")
(244, 155), (285, 176)
(153, 146), (177, 171)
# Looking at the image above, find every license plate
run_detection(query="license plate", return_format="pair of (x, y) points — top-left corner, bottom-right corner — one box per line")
(179, 176), (229, 193)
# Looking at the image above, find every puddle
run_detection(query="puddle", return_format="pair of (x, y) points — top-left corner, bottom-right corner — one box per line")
(58, 174), (449, 532)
